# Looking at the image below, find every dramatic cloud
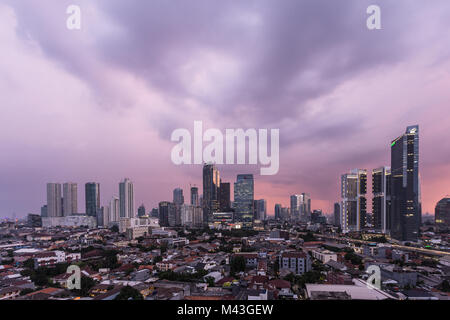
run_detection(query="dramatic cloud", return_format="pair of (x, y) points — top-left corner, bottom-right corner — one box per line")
(1, 1), (450, 217)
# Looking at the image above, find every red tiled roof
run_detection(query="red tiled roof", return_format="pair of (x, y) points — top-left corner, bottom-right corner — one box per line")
(268, 279), (291, 289)
(281, 251), (306, 258)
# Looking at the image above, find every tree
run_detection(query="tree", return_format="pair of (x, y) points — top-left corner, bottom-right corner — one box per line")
(115, 286), (143, 300)
(71, 276), (98, 297)
(230, 256), (246, 275)
(300, 232), (316, 242)
(344, 252), (362, 265)
(20, 288), (35, 296)
(110, 225), (119, 233)
(440, 280), (450, 292)
(23, 258), (35, 269)
(273, 259), (280, 275)
(205, 276), (215, 287)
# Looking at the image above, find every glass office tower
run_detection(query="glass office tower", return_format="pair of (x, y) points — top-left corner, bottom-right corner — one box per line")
(234, 174), (254, 228)
(390, 125), (421, 242)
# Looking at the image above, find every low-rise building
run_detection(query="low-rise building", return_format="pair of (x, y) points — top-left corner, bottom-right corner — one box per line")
(279, 251), (311, 275)
(311, 249), (337, 264)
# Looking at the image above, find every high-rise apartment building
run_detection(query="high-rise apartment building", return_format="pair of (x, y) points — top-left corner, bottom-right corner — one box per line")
(173, 188), (184, 205)
(137, 204), (146, 217)
(254, 199), (267, 221)
(340, 169), (367, 233)
(119, 178), (135, 219)
(274, 204), (282, 220)
(290, 195), (301, 221)
(46, 183), (62, 217)
(299, 193), (311, 222)
(190, 187), (199, 206)
(41, 205), (48, 218)
(63, 182), (77, 216)
(159, 201), (176, 227)
(390, 125), (421, 242)
(372, 167), (391, 233)
(85, 182), (100, 217)
(109, 196), (120, 222)
(102, 206), (110, 227)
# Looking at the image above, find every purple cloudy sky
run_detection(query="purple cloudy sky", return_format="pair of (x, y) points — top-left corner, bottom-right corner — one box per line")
(1, 0), (450, 218)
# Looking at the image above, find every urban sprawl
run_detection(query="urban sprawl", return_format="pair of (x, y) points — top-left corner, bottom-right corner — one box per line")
(1, 125), (449, 301)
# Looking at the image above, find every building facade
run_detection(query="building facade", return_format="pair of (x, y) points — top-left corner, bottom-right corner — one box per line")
(372, 167), (391, 234)
(85, 182), (100, 217)
(279, 251), (312, 275)
(119, 178), (134, 219)
(341, 169), (367, 233)
(63, 182), (78, 216)
(435, 196), (450, 228)
(390, 125), (421, 242)
(202, 163), (220, 223)
(46, 183), (62, 217)
(234, 174), (254, 228)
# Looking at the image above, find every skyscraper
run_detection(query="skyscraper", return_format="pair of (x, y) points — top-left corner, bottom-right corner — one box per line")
(173, 188), (184, 226)
(138, 204), (146, 217)
(274, 204), (282, 220)
(390, 125), (421, 242)
(333, 202), (340, 227)
(150, 207), (159, 218)
(46, 183), (62, 217)
(159, 201), (176, 227)
(340, 169), (367, 233)
(41, 205), (48, 218)
(173, 188), (184, 205)
(372, 167), (391, 234)
(109, 196), (120, 222)
(202, 163), (220, 222)
(255, 199), (267, 221)
(190, 186), (199, 206)
(219, 182), (231, 211)
(119, 178), (134, 219)
(290, 195), (301, 221)
(85, 182), (100, 217)
(234, 174), (254, 228)
(299, 193), (312, 222)
(63, 182), (77, 216)
(435, 196), (450, 228)
(102, 206), (110, 227)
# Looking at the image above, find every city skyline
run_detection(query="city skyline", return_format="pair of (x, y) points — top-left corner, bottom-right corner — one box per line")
(1, 1), (450, 218)
(0, 130), (446, 220)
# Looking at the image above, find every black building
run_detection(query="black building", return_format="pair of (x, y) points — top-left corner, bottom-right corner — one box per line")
(159, 201), (176, 227)
(333, 202), (340, 227)
(202, 163), (220, 223)
(138, 204), (146, 217)
(219, 182), (231, 211)
(85, 182), (100, 217)
(190, 187), (199, 206)
(435, 196), (450, 228)
(390, 125), (421, 242)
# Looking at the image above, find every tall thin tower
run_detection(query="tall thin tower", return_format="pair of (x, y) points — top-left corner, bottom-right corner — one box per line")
(119, 178), (135, 219)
